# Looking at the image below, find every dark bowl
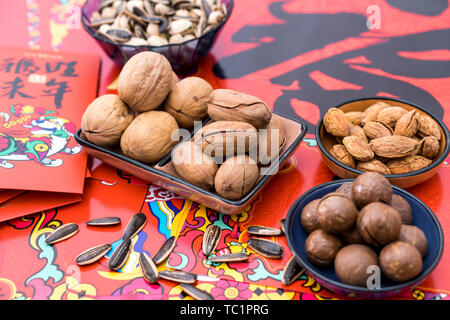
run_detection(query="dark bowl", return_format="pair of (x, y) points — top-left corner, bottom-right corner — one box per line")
(315, 97), (450, 189)
(81, 0), (234, 75)
(285, 179), (444, 299)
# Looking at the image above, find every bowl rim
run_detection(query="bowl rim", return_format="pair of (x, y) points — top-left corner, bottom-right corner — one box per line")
(315, 96), (450, 179)
(74, 111), (307, 207)
(284, 178), (444, 294)
(80, 0), (235, 50)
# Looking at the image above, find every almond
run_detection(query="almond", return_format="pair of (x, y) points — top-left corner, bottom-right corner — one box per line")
(330, 144), (355, 168)
(323, 108), (351, 137)
(363, 121), (394, 140)
(386, 155), (432, 174)
(342, 136), (374, 161)
(394, 110), (419, 137)
(376, 106), (408, 128)
(369, 136), (418, 159)
(417, 114), (441, 140)
(356, 159), (391, 174)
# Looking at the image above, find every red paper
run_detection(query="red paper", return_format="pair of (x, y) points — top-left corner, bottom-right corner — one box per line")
(0, 46), (100, 194)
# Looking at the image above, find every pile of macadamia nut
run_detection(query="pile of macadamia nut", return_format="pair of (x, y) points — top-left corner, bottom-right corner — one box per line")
(301, 172), (428, 287)
(81, 51), (285, 201)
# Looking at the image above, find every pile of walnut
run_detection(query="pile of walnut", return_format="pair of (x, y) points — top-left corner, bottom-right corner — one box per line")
(302, 172), (428, 286)
(324, 101), (442, 174)
(81, 51), (284, 200)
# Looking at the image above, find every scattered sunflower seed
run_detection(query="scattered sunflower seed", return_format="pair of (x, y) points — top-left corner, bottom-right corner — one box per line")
(158, 270), (197, 284)
(45, 223), (79, 245)
(76, 243), (112, 266)
(202, 224), (221, 256)
(139, 252), (159, 284)
(280, 219), (286, 234)
(108, 238), (132, 271)
(86, 217), (121, 226)
(247, 237), (284, 259)
(122, 212), (147, 240)
(208, 252), (249, 263)
(281, 256), (305, 286)
(248, 225), (283, 236)
(152, 236), (177, 265)
(180, 283), (214, 300)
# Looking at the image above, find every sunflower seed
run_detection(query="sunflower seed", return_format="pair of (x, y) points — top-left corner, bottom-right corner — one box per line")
(158, 270), (197, 284)
(152, 236), (177, 265)
(248, 225), (283, 236)
(86, 217), (121, 226)
(122, 213), (147, 240)
(180, 283), (214, 300)
(139, 252), (159, 283)
(208, 252), (249, 263)
(76, 243), (112, 266)
(108, 238), (132, 270)
(281, 256), (305, 286)
(280, 219), (286, 234)
(202, 224), (221, 256)
(106, 28), (132, 42)
(247, 238), (284, 259)
(45, 223), (79, 245)
(89, 17), (115, 28)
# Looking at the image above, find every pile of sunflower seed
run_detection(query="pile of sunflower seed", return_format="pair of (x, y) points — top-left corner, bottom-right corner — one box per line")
(88, 0), (227, 46)
(45, 214), (304, 299)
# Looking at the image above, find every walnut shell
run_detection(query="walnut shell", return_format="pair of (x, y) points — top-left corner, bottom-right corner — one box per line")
(118, 51), (173, 112)
(214, 155), (259, 200)
(164, 77), (213, 128)
(206, 89), (272, 129)
(120, 111), (179, 163)
(194, 121), (258, 158)
(81, 94), (134, 147)
(171, 141), (218, 190)
(323, 108), (350, 137)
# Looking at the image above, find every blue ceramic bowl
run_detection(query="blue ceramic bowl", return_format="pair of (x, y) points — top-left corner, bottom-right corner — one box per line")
(81, 0), (234, 75)
(285, 179), (444, 299)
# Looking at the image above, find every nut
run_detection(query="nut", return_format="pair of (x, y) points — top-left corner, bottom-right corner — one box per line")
(389, 194), (413, 225)
(171, 141), (218, 190)
(361, 101), (389, 126)
(206, 89), (272, 129)
(334, 244), (378, 286)
(420, 136), (440, 158)
(344, 111), (364, 126)
(417, 114), (441, 140)
(357, 202), (402, 247)
(386, 155), (432, 174)
(394, 110), (419, 137)
(356, 159), (391, 174)
(164, 77), (213, 128)
(379, 241), (423, 282)
(342, 136), (374, 161)
(323, 108), (350, 137)
(349, 125), (368, 143)
(118, 51), (173, 112)
(81, 94), (134, 147)
(376, 106), (408, 128)
(317, 193), (358, 234)
(369, 135), (418, 159)
(120, 111), (179, 163)
(363, 121), (394, 140)
(305, 229), (343, 267)
(258, 116), (286, 165)
(352, 172), (392, 208)
(301, 198), (321, 233)
(398, 225), (428, 257)
(329, 144), (355, 168)
(214, 155), (259, 200)
(194, 121), (258, 158)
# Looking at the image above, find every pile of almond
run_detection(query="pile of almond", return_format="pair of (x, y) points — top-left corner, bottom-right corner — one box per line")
(323, 101), (442, 174)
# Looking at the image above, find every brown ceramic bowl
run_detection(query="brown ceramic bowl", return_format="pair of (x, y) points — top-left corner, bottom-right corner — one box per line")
(316, 97), (450, 189)
(75, 112), (306, 215)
